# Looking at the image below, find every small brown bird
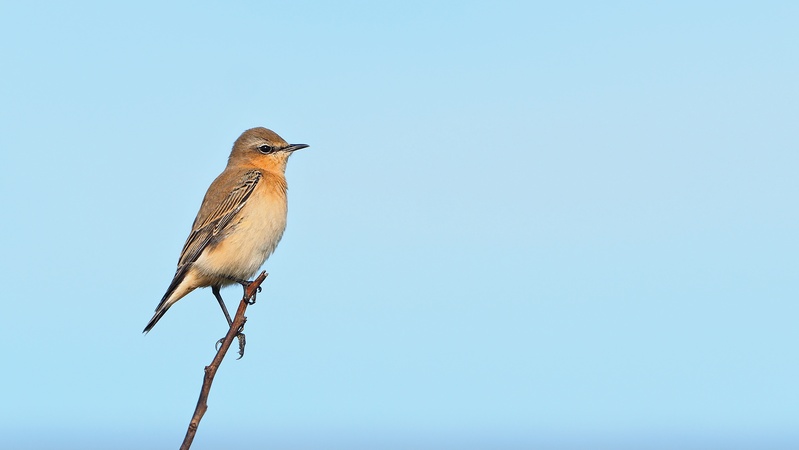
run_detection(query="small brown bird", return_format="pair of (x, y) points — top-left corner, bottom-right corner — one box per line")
(144, 127), (308, 333)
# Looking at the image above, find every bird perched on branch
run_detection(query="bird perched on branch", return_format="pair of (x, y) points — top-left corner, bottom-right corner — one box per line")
(144, 127), (308, 334)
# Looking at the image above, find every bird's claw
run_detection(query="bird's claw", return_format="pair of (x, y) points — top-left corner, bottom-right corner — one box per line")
(236, 332), (246, 359)
(233, 279), (261, 305)
(214, 331), (247, 359)
(246, 286), (260, 305)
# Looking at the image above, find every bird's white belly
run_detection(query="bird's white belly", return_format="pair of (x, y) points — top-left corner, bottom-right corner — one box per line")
(194, 190), (287, 281)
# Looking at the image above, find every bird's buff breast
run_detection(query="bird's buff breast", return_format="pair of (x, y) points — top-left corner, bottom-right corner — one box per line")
(194, 187), (287, 282)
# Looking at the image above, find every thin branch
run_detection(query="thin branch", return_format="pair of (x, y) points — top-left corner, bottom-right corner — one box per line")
(179, 271), (268, 450)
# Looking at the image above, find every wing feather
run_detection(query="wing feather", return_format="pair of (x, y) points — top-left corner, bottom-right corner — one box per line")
(145, 169), (262, 333)
(177, 169), (262, 267)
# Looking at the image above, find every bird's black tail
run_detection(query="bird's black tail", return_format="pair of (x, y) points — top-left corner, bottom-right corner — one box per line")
(143, 266), (189, 334)
(143, 306), (171, 334)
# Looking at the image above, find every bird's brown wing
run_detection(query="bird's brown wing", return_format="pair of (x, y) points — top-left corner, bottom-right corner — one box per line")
(177, 169), (262, 267)
(144, 169), (263, 333)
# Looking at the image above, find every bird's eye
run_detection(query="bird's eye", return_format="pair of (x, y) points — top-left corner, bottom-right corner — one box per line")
(258, 144), (275, 154)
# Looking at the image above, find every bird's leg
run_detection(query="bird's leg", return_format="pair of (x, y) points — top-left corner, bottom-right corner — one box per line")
(212, 285), (234, 326)
(213, 284), (247, 358)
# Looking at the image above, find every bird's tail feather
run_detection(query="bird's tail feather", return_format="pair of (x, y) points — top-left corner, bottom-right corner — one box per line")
(143, 266), (189, 334)
(143, 306), (171, 334)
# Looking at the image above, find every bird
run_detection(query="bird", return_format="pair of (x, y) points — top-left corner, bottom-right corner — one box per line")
(143, 127), (308, 334)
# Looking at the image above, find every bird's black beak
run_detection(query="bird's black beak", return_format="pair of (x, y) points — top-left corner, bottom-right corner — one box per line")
(284, 143), (309, 152)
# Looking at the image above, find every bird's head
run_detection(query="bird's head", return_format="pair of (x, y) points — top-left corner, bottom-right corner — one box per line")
(228, 127), (308, 172)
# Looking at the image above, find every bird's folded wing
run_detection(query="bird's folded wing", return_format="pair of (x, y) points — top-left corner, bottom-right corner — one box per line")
(177, 169), (262, 267)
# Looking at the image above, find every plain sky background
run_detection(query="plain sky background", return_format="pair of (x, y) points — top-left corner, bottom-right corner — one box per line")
(1, 1), (798, 449)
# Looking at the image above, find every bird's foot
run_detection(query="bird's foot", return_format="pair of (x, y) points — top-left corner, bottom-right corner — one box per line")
(215, 331), (247, 359)
(223, 276), (262, 304)
(240, 280), (261, 305)
(246, 290), (258, 305)
(235, 332), (246, 359)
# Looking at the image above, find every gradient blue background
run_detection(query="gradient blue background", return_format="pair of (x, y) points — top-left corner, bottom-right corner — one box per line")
(1, 1), (798, 449)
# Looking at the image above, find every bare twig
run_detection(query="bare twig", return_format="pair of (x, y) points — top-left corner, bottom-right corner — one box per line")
(179, 271), (268, 450)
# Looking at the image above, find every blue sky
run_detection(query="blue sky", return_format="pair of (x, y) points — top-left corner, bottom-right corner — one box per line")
(1, 1), (798, 449)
